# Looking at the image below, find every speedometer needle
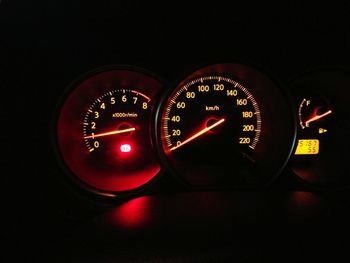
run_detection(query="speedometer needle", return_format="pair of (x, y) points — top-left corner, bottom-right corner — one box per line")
(84, 127), (135, 139)
(169, 118), (225, 151)
(305, 110), (332, 126)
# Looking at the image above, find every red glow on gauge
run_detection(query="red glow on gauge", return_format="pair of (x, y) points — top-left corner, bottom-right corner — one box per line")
(120, 144), (132, 153)
(56, 68), (164, 194)
(114, 141), (134, 159)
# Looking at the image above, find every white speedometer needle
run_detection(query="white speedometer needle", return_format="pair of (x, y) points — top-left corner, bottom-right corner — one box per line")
(84, 127), (135, 139)
(169, 118), (225, 151)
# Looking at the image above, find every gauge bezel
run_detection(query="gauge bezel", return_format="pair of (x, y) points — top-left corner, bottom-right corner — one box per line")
(52, 65), (167, 201)
(155, 62), (297, 190)
(288, 66), (350, 191)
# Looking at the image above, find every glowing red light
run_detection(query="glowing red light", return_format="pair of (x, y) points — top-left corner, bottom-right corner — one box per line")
(113, 196), (151, 228)
(120, 144), (132, 153)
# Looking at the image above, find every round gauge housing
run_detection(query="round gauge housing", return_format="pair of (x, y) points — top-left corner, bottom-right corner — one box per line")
(55, 66), (165, 197)
(290, 67), (350, 189)
(156, 63), (297, 189)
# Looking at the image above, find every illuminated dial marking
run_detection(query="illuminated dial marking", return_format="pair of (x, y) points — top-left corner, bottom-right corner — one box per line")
(155, 63), (297, 189)
(162, 75), (261, 152)
(83, 127), (136, 139)
(298, 98), (333, 130)
(170, 118), (225, 151)
(83, 89), (150, 153)
(56, 67), (165, 194)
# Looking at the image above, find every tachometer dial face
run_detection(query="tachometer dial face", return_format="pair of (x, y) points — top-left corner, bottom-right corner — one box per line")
(82, 89), (150, 155)
(156, 63), (296, 188)
(56, 66), (164, 196)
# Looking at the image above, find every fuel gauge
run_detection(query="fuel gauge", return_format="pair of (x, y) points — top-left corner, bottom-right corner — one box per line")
(290, 68), (350, 189)
(299, 97), (333, 130)
(295, 95), (334, 155)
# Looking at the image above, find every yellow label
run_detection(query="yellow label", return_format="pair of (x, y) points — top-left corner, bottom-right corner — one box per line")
(295, 139), (319, 155)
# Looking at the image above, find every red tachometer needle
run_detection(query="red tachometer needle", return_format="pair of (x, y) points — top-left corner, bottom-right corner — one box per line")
(84, 127), (135, 139)
(169, 118), (225, 151)
(305, 110), (332, 126)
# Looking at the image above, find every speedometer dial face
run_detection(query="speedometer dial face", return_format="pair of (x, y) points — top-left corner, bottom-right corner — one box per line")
(156, 63), (296, 188)
(162, 76), (261, 152)
(56, 66), (164, 197)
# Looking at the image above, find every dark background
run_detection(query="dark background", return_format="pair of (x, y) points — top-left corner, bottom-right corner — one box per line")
(1, 1), (350, 262)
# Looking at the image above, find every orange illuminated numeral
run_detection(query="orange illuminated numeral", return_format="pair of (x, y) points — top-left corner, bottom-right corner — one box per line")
(237, 99), (248, 106)
(171, 116), (180, 122)
(172, 129), (181, 136)
(186, 92), (195, 98)
(242, 111), (253, 118)
(198, 85), (209, 92)
(91, 122), (96, 129)
(94, 141), (99, 148)
(213, 84), (224, 91)
(243, 125), (255, 131)
(227, 89), (238, 96)
(239, 137), (250, 144)
(176, 102), (186, 108)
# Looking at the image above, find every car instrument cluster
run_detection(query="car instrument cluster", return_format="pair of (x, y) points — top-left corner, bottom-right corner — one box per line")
(54, 63), (350, 199)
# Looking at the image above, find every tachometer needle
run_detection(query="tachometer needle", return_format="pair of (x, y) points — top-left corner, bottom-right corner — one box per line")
(170, 118), (225, 151)
(84, 127), (135, 139)
(305, 110), (332, 126)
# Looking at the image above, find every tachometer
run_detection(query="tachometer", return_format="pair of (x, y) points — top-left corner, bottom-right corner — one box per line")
(82, 89), (150, 155)
(55, 66), (165, 197)
(156, 63), (296, 188)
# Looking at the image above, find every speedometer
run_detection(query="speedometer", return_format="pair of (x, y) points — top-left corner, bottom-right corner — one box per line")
(162, 76), (261, 152)
(156, 63), (296, 188)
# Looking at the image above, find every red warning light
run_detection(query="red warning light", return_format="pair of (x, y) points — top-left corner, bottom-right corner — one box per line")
(120, 144), (132, 153)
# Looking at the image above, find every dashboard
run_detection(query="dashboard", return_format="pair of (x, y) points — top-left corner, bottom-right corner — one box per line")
(55, 63), (350, 196)
(2, 1), (350, 262)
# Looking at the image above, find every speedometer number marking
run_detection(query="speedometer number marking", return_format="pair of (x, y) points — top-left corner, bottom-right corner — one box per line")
(162, 76), (261, 152)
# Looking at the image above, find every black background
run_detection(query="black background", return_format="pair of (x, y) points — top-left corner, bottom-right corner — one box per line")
(1, 1), (350, 262)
